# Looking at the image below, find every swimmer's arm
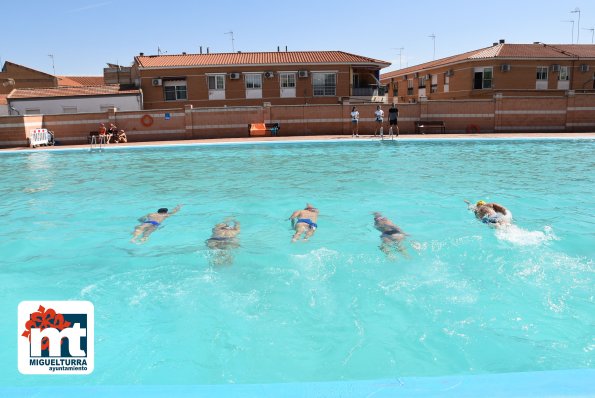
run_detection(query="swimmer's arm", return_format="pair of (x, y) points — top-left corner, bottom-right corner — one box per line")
(288, 210), (300, 220)
(464, 200), (475, 210)
(138, 214), (149, 222)
(491, 203), (507, 214)
(169, 204), (183, 215)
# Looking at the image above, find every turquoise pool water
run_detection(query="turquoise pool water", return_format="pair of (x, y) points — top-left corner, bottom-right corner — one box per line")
(0, 139), (593, 387)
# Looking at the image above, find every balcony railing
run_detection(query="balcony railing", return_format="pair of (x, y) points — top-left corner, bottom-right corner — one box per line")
(352, 87), (378, 96)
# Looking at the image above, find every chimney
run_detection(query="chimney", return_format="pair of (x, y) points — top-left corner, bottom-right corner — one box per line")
(499, 39), (505, 44)
(139, 52), (144, 56)
(182, 52), (187, 55)
(277, 46), (280, 52)
(200, 46), (203, 54)
(285, 46), (288, 52)
(207, 47), (210, 54)
(493, 42), (498, 46)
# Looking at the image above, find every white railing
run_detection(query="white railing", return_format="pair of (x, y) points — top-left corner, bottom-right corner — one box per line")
(29, 129), (50, 147)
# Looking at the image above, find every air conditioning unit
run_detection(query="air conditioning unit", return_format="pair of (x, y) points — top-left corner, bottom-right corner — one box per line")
(551, 64), (561, 72)
(445, 69), (454, 77)
(229, 72), (241, 79)
(580, 64), (590, 72)
(425, 74), (431, 80)
(413, 72), (419, 78)
(500, 64), (511, 72)
(264, 71), (274, 78)
(298, 70), (308, 78)
(152, 78), (162, 86)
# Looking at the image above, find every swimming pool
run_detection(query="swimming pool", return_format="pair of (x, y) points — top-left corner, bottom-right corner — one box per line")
(0, 138), (593, 391)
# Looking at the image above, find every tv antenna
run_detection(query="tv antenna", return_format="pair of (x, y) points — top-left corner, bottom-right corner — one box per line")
(48, 54), (56, 75)
(225, 31), (235, 52)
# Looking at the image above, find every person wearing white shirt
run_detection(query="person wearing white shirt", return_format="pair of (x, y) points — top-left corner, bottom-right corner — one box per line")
(374, 105), (384, 137)
(350, 106), (360, 137)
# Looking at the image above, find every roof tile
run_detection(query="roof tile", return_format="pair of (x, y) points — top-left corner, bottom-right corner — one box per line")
(136, 51), (390, 68)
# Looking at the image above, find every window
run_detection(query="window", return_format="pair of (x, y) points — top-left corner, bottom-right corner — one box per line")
(25, 108), (40, 115)
(62, 106), (77, 114)
(536, 67), (548, 80)
(431, 74), (438, 93)
(207, 75), (225, 90)
(392, 82), (398, 97)
(473, 67), (492, 89)
(558, 66), (569, 81)
(245, 74), (262, 89)
(280, 72), (296, 98)
(164, 80), (187, 101)
(407, 79), (413, 95)
(312, 72), (336, 96)
(245, 73), (263, 99)
(418, 76), (427, 88)
(280, 73), (296, 88)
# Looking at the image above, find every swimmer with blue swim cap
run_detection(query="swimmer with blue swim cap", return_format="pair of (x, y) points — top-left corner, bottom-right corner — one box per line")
(465, 199), (511, 227)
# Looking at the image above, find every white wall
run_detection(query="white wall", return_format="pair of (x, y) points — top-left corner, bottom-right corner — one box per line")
(8, 94), (142, 115)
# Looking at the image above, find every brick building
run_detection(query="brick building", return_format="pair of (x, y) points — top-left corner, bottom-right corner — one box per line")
(132, 50), (390, 109)
(381, 42), (595, 102)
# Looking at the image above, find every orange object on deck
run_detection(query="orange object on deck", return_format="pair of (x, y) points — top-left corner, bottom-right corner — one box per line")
(249, 123), (267, 137)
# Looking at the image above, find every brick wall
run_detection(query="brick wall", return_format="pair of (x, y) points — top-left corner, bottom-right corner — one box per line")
(1, 93), (594, 148)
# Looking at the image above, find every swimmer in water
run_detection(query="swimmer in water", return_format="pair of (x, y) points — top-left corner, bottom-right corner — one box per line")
(465, 200), (512, 227)
(288, 203), (319, 242)
(206, 217), (241, 265)
(373, 212), (409, 259)
(131, 204), (182, 243)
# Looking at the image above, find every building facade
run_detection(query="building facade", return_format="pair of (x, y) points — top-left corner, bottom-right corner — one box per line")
(380, 42), (595, 102)
(7, 86), (142, 115)
(132, 51), (390, 109)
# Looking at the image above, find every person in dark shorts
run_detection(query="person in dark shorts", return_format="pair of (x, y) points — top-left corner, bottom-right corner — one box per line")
(388, 103), (399, 139)
(131, 205), (182, 244)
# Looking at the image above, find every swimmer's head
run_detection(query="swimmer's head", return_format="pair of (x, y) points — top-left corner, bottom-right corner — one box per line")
(476, 200), (486, 206)
(305, 203), (315, 210)
(157, 208), (168, 214)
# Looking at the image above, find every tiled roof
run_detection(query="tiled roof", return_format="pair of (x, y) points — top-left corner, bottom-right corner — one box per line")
(381, 43), (595, 80)
(136, 51), (390, 68)
(57, 76), (105, 86)
(8, 85), (140, 99)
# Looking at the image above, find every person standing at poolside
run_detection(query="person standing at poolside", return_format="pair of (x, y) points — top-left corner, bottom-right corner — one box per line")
(465, 200), (512, 227)
(206, 217), (241, 265)
(351, 106), (360, 137)
(131, 204), (182, 244)
(387, 103), (399, 139)
(373, 212), (408, 258)
(288, 203), (319, 242)
(374, 105), (384, 138)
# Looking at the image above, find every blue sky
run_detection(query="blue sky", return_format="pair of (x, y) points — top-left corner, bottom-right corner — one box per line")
(1, 0), (594, 76)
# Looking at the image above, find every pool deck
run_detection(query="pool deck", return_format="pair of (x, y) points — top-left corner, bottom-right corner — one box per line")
(2, 132), (594, 151)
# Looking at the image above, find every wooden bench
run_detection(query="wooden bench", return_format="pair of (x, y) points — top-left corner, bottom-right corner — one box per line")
(414, 120), (446, 134)
(248, 123), (280, 137)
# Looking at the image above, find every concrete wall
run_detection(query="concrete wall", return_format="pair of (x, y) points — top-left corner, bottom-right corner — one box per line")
(1, 93), (594, 148)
